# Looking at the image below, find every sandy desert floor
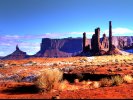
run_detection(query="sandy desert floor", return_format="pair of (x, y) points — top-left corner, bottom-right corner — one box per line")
(0, 54), (133, 99)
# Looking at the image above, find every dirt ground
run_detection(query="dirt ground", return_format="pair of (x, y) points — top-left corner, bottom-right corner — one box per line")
(0, 55), (133, 99)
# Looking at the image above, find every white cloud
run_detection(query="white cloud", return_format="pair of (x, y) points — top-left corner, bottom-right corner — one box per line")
(104, 27), (133, 36)
(0, 51), (4, 56)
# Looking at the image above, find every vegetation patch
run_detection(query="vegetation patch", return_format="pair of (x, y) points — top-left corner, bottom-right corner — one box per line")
(35, 68), (63, 92)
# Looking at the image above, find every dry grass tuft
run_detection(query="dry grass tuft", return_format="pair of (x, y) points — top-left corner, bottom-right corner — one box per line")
(90, 81), (101, 89)
(58, 80), (69, 91)
(100, 78), (113, 87)
(123, 75), (133, 84)
(35, 68), (63, 92)
(111, 75), (123, 86)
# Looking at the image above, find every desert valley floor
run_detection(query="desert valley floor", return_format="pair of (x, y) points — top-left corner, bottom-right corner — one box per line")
(0, 55), (133, 99)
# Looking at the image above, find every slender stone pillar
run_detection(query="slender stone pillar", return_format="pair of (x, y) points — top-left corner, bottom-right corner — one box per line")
(83, 32), (86, 52)
(16, 45), (19, 50)
(95, 27), (101, 52)
(109, 21), (112, 51)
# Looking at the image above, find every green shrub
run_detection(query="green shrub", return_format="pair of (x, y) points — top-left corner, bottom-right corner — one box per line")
(35, 68), (63, 92)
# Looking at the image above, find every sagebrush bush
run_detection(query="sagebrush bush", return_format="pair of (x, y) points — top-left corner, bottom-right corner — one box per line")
(35, 68), (63, 92)
(123, 75), (133, 83)
(90, 81), (101, 89)
(111, 75), (123, 86)
(58, 80), (69, 91)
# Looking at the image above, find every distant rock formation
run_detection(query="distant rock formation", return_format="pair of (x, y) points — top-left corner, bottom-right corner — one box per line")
(83, 32), (90, 52)
(113, 36), (133, 49)
(1, 21), (133, 60)
(81, 21), (125, 56)
(0, 56), (3, 60)
(91, 28), (101, 53)
(107, 21), (122, 55)
(109, 21), (113, 51)
(101, 33), (109, 49)
(2, 45), (29, 60)
(34, 38), (83, 57)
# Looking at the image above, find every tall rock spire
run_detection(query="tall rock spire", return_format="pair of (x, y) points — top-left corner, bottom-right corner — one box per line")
(109, 21), (112, 51)
(95, 27), (101, 52)
(91, 27), (101, 53)
(16, 44), (20, 50)
(83, 32), (86, 52)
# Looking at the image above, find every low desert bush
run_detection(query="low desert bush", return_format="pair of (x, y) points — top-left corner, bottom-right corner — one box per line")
(111, 75), (123, 86)
(58, 80), (69, 91)
(35, 68), (63, 92)
(123, 75), (133, 83)
(90, 81), (101, 89)
(74, 79), (79, 84)
(100, 78), (113, 87)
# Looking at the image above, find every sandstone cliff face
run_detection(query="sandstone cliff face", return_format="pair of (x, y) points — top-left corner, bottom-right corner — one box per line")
(34, 38), (83, 57)
(112, 36), (133, 49)
(101, 34), (109, 49)
(2, 45), (29, 60)
(0, 57), (3, 60)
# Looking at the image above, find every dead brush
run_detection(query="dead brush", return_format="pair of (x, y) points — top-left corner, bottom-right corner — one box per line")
(58, 80), (69, 91)
(90, 81), (101, 89)
(123, 75), (133, 84)
(35, 68), (63, 92)
(100, 78), (113, 87)
(111, 75), (124, 86)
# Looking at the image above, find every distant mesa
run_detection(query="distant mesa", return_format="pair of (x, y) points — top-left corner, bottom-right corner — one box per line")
(34, 38), (83, 57)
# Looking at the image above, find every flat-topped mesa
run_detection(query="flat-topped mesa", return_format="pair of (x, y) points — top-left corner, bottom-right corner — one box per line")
(109, 21), (113, 51)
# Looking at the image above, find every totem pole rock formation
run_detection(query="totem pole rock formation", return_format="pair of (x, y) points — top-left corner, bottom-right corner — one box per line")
(109, 21), (113, 51)
(82, 32), (90, 52)
(91, 27), (101, 53)
(83, 32), (86, 52)
(101, 33), (109, 49)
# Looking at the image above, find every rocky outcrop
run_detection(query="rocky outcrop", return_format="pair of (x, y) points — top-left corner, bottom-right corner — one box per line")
(2, 45), (29, 60)
(91, 28), (101, 53)
(83, 32), (86, 52)
(106, 45), (122, 55)
(83, 32), (90, 52)
(34, 38), (83, 57)
(83, 21), (125, 56)
(106, 21), (122, 55)
(101, 33), (109, 49)
(113, 36), (133, 49)
(109, 21), (113, 51)
(0, 57), (3, 60)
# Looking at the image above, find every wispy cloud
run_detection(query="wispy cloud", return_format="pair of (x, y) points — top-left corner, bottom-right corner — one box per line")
(0, 27), (133, 56)
(104, 27), (133, 36)
(0, 51), (4, 56)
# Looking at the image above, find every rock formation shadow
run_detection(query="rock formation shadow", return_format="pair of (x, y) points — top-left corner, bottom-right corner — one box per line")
(2, 84), (40, 94)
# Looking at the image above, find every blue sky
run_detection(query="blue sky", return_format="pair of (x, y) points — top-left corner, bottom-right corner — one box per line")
(0, 0), (133, 56)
